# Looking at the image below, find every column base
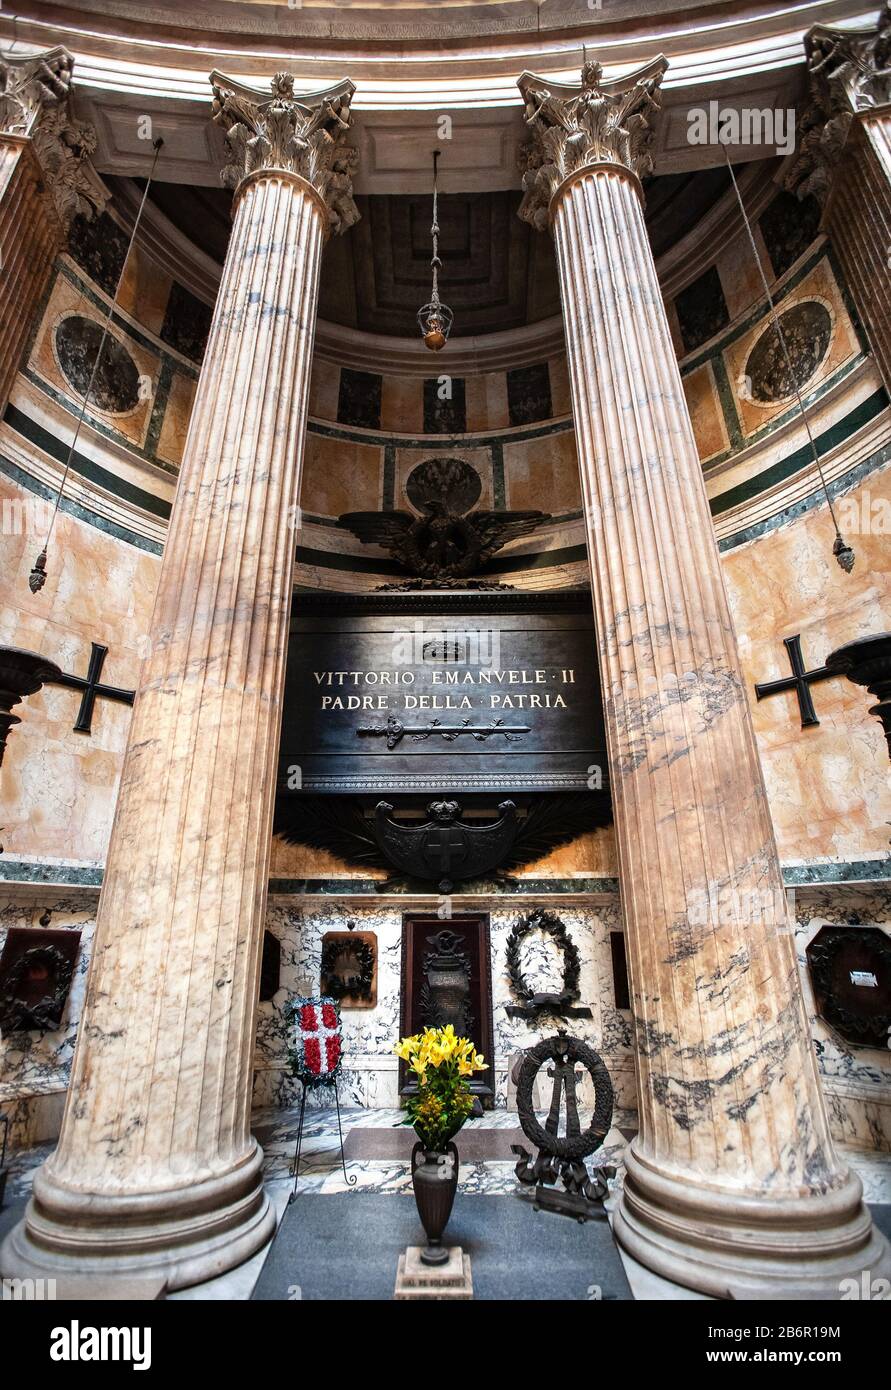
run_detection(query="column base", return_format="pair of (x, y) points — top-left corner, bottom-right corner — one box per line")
(613, 1143), (891, 1299)
(0, 1143), (276, 1297)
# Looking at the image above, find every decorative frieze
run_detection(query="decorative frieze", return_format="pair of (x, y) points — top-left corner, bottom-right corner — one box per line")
(210, 70), (359, 235)
(517, 59), (666, 232)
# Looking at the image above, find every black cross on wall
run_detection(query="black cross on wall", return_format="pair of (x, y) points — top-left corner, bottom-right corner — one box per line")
(754, 634), (835, 728)
(46, 642), (135, 734)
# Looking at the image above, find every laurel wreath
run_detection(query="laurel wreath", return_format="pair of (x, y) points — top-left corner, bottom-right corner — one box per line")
(515, 1035), (614, 1161)
(320, 936), (375, 1003)
(505, 908), (582, 1008)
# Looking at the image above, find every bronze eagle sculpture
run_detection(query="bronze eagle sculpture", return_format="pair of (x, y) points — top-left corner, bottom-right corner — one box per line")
(338, 457), (551, 583)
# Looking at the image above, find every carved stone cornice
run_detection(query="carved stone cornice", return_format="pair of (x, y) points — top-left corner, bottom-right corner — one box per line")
(516, 57), (667, 233)
(0, 45), (105, 231)
(786, 4), (891, 202)
(210, 70), (359, 236)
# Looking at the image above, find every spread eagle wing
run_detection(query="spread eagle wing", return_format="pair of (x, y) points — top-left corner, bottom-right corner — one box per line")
(338, 511), (414, 553)
(468, 509), (551, 563)
(502, 795), (613, 870)
(454, 801), (518, 878)
(273, 797), (389, 869)
(371, 802), (436, 878)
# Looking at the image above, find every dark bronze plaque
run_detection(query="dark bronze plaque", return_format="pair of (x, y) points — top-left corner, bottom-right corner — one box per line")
(399, 914), (495, 1101)
(278, 591), (607, 795)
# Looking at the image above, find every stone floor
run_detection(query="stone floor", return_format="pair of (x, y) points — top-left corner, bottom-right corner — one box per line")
(4, 1107), (890, 1300)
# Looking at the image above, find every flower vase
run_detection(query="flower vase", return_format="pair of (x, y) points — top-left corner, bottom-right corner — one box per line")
(410, 1139), (459, 1265)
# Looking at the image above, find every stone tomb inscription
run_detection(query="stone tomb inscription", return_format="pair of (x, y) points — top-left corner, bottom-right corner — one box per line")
(278, 594), (607, 794)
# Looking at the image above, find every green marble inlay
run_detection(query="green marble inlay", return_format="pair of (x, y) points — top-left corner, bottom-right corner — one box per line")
(0, 453), (163, 555)
(718, 442), (891, 552)
(2, 860), (886, 894)
(4, 403), (172, 519)
(709, 388), (888, 516)
(491, 439), (505, 510)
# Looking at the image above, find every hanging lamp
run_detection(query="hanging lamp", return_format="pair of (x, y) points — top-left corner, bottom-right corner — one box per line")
(417, 149), (453, 351)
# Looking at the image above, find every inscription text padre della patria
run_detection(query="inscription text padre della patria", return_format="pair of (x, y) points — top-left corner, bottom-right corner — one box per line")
(278, 593), (608, 794)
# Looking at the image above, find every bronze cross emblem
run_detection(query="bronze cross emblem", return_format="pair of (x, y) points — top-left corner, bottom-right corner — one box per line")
(47, 642), (135, 734)
(755, 634), (834, 729)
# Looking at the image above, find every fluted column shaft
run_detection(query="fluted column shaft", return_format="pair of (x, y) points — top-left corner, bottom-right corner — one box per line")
(549, 159), (889, 1294)
(0, 134), (63, 415)
(825, 111), (891, 395)
(2, 168), (325, 1290)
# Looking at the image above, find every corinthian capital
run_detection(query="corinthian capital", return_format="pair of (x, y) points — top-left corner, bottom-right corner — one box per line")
(786, 5), (891, 202)
(0, 45), (73, 136)
(210, 71), (360, 235)
(0, 45), (105, 231)
(517, 57), (666, 232)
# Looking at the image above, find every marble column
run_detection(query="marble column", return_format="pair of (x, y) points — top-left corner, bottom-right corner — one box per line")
(0, 47), (103, 417)
(1, 71), (359, 1293)
(518, 59), (891, 1296)
(786, 8), (891, 395)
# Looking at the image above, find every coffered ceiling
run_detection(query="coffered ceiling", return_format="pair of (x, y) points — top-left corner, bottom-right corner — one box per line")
(131, 161), (740, 337)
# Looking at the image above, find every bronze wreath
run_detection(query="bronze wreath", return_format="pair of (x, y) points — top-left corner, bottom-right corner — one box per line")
(505, 908), (582, 1009)
(0, 945), (75, 1032)
(320, 936), (375, 1002)
(516, 1034), (614, 1162)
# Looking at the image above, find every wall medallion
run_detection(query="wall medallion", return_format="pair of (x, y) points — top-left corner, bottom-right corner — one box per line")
(0, 927), (81, 1032)
(54, 315), (141, 413)
(743, 300), (832, 403)
(505, 908), (592, 1019)
(806, 925), (891, 1049)
(320, 930), (377, 1008)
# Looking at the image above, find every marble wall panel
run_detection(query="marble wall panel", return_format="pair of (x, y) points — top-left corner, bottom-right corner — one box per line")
(380, 375), (423, 434)
(155, 370), (197, 470)
(0, 472), (159, 863)
(251, 899), (636, 1118)
(675, 264), (730, 352)
(300, 433), (383, 519)
(309, 358), (340, 422)
(0, 899), (96, 1151)
(682, 360), (730, 464)
(759, 191), (823, 280)
(547, 354), (572, 417)
(502, 430), (582, 514)
(464, 372), (509, 432)
(795, 887), (891, 1151)
(715, 223), (773, 320)
(722, 463), (891, 865)
(117, 243), (172, 339)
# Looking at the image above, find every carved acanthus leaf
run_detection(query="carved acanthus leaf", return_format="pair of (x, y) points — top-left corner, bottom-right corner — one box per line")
(517, 57), (667, 232)
(0, 45), (72, 135)
(210, 70), (360, 235)
(0, 45), (105, 230)
(786, 5), (891, 203)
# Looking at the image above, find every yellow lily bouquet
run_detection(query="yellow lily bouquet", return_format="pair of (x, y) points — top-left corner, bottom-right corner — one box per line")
(394, 1025), (487, 1152)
